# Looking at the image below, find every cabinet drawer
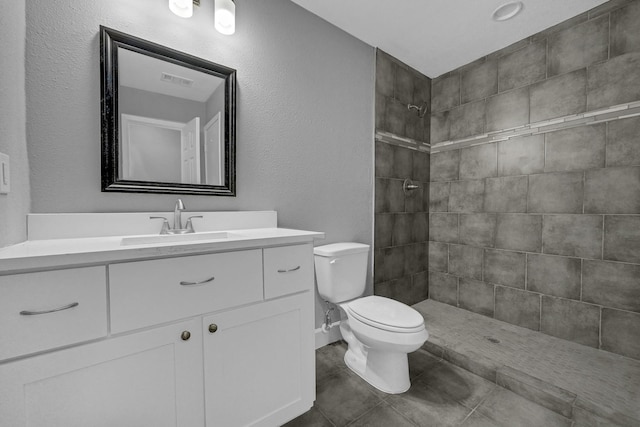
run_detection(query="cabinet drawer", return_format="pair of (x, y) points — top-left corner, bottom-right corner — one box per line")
(0, 267), (108, 361)
(109, 250), (263, 333)
(263, 244), (314, 299)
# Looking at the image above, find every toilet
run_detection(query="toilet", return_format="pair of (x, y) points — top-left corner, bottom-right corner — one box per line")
(314, 242), (429, 394)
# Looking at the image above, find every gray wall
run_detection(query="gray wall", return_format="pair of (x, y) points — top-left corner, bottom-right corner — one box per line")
(0, 1), (30, 248)
(374, 50), (431, 305)
(24, 0), (375, 328)
(428, 0), (640, 360)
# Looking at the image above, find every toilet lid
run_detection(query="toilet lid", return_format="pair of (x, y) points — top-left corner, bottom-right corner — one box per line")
(346, 296), (425, 332)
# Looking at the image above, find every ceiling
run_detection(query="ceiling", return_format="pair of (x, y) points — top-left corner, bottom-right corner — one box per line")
(290, 0), (608, 78)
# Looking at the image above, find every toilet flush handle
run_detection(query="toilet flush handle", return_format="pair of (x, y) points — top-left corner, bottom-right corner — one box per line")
(330, 258), (340, 265)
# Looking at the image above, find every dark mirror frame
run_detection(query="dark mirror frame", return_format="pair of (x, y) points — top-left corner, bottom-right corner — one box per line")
(100, 26), (236, 196)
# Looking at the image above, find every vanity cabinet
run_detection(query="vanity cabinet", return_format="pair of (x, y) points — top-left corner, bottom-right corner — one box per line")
(0, 243), (315, 427)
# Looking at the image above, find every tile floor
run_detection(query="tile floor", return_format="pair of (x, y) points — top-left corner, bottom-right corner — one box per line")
(285, 341), (572, 427)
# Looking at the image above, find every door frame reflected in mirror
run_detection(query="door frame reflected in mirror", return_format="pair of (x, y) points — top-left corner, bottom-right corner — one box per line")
(100, 26), (236, 196)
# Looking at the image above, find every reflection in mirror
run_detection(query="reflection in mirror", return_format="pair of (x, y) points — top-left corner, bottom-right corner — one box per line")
(101, 26), (236, 195)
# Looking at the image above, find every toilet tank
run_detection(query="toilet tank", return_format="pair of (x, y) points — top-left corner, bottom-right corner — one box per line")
(313, 243), (370, 303)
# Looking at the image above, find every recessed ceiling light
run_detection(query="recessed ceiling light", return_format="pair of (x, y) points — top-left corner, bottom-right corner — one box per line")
(492, 1), (524, 21)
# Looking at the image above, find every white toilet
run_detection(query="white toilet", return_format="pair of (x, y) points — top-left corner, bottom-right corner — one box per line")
(314, 242), (429, 394)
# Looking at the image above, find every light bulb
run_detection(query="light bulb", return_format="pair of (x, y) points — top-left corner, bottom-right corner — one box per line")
(169, 0), (193, 18)
(215, 0), (236, 35)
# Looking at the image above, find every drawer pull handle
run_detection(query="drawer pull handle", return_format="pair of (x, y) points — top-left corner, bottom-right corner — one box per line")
(20, 302), (79, 316)
(209, 324), (218, 333)
(277, 266), (301, 273)
(180, 276), (215, 286)
(181, 331), (191, 341)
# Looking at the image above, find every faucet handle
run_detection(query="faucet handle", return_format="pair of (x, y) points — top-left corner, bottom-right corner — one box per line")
(149, 216), (170, 235)
(185, 216), (203, 233)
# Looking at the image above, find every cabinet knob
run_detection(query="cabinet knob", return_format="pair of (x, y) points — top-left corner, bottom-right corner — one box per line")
(208, 324), (218, 334)
(181, 331), (191, 341)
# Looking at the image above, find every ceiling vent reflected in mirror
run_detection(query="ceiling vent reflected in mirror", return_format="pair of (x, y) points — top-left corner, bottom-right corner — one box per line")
(160, 72), (195, 88)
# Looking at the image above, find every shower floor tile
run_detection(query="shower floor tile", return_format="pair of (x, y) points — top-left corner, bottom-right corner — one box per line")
(285, 341), (570, 427)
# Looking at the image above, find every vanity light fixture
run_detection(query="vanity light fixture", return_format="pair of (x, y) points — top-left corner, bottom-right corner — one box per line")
(491, 1), (524, 21)
(169, 0), (196, 18)
(215, 0), (236, 35)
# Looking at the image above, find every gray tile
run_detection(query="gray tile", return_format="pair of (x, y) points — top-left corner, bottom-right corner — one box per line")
(587, 52), (640, 111)
(611, 0), (640, 57)
(411, 212), (429, 243)
(542, 214), (602, 259)
(461, 59), (498, 104)
(530, 69), (587, 123)
(431, 150), (459, 182)
(548, 15), (609, 77)
(412, 271), (429, 304)
(431, 110), (451, 143)
(460, 411), (500, 427)
(374, 213), (394, 249)
(386, 98), (407, 137)
(391, 144), (414, 179)
(450, 100), (486, 140)
(584, 166), (640, 214)
(588, 0), (635, 18)
(495, 214), (543, 253)
(413, 74), (432, 108)
(449, 244), (484, 281)
(531, 12), (589, 42)
(527, 172), (584, 214)
(315, 368), (383, 427)
(484, 176), (528, 213)
(408, 348), (441, 380)
(572, 406), (627, 427)
(375, 94), (387, 132)
(540, 296), (600, 347)
(488, 38), (532, 61)
(375, 140), (394, 178)
(544, 125), (606, 173)
(429, 272), (458, 306)
(497, 134), (544, 176)
(459, 278), (495, 317)
(418, 358), (496, 409)
(604, 215), (640, 264)
(404, 243), (428, 277)
(376, 276), (425, 307)
(375, 246), (405, 283)
(459, 143), (497, 180)
(405, 181), (425, 213)
(449, 180), (485, 213)
(429, 213), (459, 244)
(283, 406), (333, 427)
(496, 366), (576, 419)
(459, 213), (497, 247)
(476, 385), (571, 427)
(486, 87), (530, 132)
(376, 50), (395, 98)
(527, 254), (581, 299)
(583, 260), (640, 312)
(349, 402), (415, 427)
(395, 65), (415, 105)
(484, 249), (526, 289)
(315, 341), (347, 384)
(429, 182), (450, 212)
(386, 381), (471, 427)
(412, 150), (430, 182)
(432, 73), (461, 112)
(606, 115), (640, 167)
(392, 214), (412, 246)
(498, 42), (547, 92)
(601, 308), (640, 360)
(429, 241), (448, 273)
(494, 286), (541, 330)
(376, 178), (405, 213)
(441, 348), (497, 383)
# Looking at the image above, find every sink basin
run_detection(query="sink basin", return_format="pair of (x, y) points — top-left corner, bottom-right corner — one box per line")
(121, 231), (237, 246)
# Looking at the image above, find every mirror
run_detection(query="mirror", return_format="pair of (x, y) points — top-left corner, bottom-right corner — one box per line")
(100, 26), (236, 195)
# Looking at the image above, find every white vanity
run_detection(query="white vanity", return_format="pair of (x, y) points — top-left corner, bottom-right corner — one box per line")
(0, 211), (323, 427)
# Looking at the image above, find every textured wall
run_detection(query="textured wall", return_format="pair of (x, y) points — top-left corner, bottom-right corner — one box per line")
(24, 0), (375, 328)
(374, 51), (431, 305)
(0, 1), (30, 248)
(428, 0), (640, 360)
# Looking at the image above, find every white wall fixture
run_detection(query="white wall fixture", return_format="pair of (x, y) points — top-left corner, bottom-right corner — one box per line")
(491, 1), (524, 22)
(215, 0), (236, 35)
(169, 0), (194, 18)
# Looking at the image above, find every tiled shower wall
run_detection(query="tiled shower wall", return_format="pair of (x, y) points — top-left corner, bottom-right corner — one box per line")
(374, 50), (431, 305)
(428, 0), (640, 360)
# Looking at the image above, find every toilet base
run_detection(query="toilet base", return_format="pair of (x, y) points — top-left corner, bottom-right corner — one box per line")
(344, 348), (410, 394)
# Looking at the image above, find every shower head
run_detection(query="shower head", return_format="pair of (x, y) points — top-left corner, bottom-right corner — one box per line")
(407, 101), (428, 118)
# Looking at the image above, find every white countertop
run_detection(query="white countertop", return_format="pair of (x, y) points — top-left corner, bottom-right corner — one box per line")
(0, 227), (325, 275)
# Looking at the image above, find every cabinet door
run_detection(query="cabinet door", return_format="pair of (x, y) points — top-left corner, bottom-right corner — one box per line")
(203, 293), (314, 427)
(0, 319), (205, 427)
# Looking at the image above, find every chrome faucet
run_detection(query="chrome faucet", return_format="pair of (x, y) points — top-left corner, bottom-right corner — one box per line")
(174, 198), (185, 230)
(150, 199), (202, 235)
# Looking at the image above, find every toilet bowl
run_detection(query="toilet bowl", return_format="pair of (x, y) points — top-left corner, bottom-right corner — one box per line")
(314, 243), (429, 394)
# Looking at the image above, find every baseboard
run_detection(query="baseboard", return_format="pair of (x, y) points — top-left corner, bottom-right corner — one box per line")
(314, 321), (342, 349)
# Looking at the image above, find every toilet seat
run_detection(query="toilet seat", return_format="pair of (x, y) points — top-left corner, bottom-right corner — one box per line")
(344, 296), (425, 333)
